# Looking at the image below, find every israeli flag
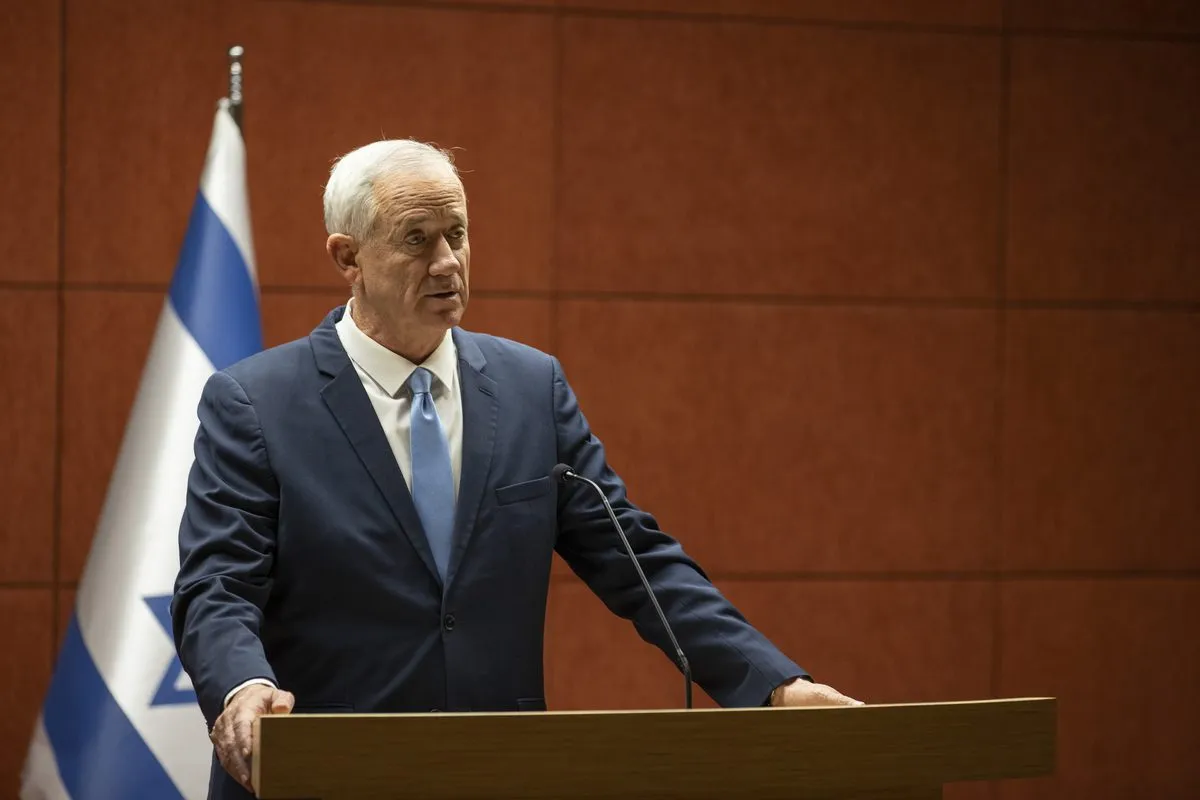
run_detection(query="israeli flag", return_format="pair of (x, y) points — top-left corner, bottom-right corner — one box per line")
(21, 98), (261, 800)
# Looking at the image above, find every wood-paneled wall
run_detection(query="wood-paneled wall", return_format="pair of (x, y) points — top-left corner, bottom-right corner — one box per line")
(1, 1), (1197, 797)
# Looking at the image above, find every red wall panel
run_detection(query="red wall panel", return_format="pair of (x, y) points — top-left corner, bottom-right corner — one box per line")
(1003, 311), (1200, 571)
(0, 590), (54, 798)
(0, 0), (61, 284)
(556, 300), (999, 572)
(1008, 38), (1200, 301)
(1010, 0), (1200, 36)
(999, 580), (1200, 798)
(0, 291), (58, 583)
(559, 17), (1002, 298)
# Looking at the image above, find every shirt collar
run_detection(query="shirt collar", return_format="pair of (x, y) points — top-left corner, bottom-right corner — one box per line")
(334, 300), (458, 398)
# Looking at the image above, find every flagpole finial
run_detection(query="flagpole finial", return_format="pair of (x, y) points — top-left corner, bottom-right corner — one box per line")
(228, 45), (245, 129)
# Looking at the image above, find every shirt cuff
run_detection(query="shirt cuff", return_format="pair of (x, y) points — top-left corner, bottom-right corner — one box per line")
(223, 678), (277, 708)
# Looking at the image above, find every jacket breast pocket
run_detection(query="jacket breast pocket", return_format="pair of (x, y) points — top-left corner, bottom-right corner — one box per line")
(495, 476), (553, 506)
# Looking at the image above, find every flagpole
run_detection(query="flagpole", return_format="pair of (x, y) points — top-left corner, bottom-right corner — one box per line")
(228, 45), (244, 130)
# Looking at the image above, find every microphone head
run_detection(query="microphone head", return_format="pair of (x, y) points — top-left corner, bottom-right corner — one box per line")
(551, 463), (575, 484)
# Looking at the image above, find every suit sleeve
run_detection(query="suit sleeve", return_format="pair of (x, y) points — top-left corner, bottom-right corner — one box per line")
(549, 358), (810, 707)
(171, 369), (279, 727)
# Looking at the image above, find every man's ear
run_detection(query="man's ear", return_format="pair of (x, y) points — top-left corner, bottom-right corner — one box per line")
(327, 234), (359, 282)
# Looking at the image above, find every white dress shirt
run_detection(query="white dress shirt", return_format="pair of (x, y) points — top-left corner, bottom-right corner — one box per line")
(333, 301), (464, 500)
(222, 301), (464, 708)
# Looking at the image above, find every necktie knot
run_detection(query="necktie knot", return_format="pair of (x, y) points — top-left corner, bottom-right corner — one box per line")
(408, 367), (434, 397)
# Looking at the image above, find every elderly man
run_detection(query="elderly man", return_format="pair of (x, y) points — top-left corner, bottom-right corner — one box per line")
(171, 139), (860, 798)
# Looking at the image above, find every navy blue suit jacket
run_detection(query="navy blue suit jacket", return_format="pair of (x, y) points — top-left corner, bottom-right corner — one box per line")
(172, 306), (806, 799)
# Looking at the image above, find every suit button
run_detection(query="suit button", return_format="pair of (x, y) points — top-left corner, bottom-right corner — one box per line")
(443, 613), (456, 632)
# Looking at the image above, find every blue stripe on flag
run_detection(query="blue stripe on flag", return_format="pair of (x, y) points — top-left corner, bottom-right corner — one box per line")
(42, 615), (184, 799)
(169, 191), (262, 370)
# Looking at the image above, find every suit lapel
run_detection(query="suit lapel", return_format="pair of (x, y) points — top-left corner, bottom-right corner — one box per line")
(311, 308), (443, 587)
(446, 329), (497, 588)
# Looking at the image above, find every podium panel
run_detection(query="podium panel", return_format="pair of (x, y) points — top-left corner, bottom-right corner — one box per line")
(252, 697), (1055, 799)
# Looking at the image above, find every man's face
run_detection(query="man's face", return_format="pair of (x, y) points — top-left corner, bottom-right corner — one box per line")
(353, 172), (470, 333)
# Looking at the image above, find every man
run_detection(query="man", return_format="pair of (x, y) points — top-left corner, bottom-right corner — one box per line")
(172, 139), (860, 799)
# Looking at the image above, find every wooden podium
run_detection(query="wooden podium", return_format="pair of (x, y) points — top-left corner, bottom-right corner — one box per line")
(252, 697), (1055, 799)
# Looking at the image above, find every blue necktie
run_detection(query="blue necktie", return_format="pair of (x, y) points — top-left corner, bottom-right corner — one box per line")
(407, 367), (455, 581)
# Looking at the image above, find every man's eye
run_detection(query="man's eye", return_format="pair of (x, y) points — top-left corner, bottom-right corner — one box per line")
(405, 232), (425, 246)
(447, 229), (466, 241)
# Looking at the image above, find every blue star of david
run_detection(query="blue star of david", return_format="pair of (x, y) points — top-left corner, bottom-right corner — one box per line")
(144, 594), (197, 707)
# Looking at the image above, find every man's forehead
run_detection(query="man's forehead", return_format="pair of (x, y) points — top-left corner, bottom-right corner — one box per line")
(375, 172), (463, 203)
(374, 176), (466, 224)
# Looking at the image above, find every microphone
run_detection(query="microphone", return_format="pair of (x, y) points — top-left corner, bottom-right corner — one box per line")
(552, 463), (693, 709)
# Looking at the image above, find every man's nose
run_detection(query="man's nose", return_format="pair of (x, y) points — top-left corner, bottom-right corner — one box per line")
(428, 235), (460, 276)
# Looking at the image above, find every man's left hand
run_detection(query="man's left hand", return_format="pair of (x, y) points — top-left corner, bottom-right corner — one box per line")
(769, 678), (863, 707)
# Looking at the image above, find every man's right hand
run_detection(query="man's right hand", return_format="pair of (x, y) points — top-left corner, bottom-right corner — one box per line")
(210, 683), (295, 792)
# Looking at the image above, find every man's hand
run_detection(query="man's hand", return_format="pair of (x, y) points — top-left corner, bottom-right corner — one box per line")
(210, 684), (295, 791)
(769, 678), (863, 707)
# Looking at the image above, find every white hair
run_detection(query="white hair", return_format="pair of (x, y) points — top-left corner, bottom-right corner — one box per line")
(322, 139), (461, 242)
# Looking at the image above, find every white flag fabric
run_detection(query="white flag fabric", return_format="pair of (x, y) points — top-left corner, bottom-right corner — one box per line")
(21, 98), (261, 800)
